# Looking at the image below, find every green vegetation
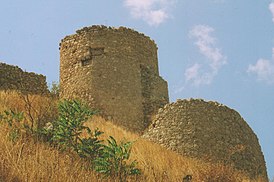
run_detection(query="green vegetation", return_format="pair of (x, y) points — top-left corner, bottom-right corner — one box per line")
(50, 100), (97, 149)
(1, 110), (26, 142)
(94, 136), (140, 181)
(0, 91), (265, 182)
(1, 99), (140, 181)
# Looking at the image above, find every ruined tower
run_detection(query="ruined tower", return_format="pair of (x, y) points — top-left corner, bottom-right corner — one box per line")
(59, 25), (169, 133)
(143, 99), (268, 180)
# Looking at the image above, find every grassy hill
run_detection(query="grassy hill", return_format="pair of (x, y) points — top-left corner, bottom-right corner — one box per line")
(0, 91), (266, 182)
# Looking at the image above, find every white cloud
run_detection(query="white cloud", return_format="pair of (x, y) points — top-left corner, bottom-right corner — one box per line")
(184, 25), (226, 86)
(269, 2), (274, 23)
(247, 48), (274, 84)
(185, 63), (200, 82)
(123, 0), (174, 26)
(184, 63), (214, 86)
(246, 3), (274, 84)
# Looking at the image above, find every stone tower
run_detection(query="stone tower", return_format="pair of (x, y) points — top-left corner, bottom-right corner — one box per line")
(59, 25), (169, 133)
(143, 99), (268, 180)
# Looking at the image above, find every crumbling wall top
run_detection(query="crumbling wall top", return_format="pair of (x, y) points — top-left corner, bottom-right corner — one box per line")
(60, 25), (157, 48)
(0, 62), (49, 95)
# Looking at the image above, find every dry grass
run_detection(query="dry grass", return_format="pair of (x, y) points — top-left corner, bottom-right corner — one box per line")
(0, 91), (267, 182)
(0, 90), (58, 130)
(86, 117), (263, 182)
(0, 129), (100, 182)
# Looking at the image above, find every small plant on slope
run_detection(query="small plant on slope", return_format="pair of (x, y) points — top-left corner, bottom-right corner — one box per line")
(94, 136), (140, 182)
(51, 99), (97, 150)
(1, 110), (25, 142)
(1, 98), (141, 181)
(76, 128), (105, 162)
(50, 100), (140, 180)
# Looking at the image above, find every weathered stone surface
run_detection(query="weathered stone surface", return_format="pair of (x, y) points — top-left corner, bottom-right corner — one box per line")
(143, 99), (267, 180)
(59, 25), (169, 133)
(0, 62), (49, 95)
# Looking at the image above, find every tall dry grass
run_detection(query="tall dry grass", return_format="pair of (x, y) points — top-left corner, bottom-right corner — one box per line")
(0, 91), (267, 182)
(0, 90), (57, 130)
(86, 117), (262, 182)
(0, 128), (100, 182)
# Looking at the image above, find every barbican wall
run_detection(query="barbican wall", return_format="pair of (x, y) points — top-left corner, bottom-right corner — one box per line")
(0, 62), (49, 95)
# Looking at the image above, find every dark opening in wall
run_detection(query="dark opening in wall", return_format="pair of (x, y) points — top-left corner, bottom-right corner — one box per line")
(81, 59), (91, 66)
(80, 47), (104, 67)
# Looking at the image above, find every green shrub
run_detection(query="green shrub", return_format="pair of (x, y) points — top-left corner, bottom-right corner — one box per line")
(76, 128), (104, 162)
(0, 110), (25, 142)
(94, 136), (140, 181)
(1, 110), (24, 127)
(2, 99), (141, 180)
(51, 100), (97, 150)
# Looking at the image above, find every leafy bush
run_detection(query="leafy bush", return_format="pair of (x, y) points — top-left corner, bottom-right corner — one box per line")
(49, 99), (141, 180)
(51, 100), (97, 150)
(1, 110), (25, 142)
(94, 136), (140, 181)
(76, 128), (104, 161)
(1, 110), (24, 127)
(48, 100), (106, 164)
(1, 98), (141, 181)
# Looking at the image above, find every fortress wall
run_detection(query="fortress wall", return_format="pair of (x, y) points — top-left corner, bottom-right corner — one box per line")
(140, 65), (169, 127)
(0, 62), (49, 94)
(150, 76), (169, 113)
(143, 99), (268, 179)
(60, 25), (169, 132)
(73, 26), (160, 74)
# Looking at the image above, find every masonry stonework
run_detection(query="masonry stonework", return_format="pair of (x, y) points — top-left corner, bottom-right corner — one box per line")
(59, 25), (169, 133)
(143, 99), (268, 180)
(0, 25), (267, 180)
(59, 26), (267, 179)
(0, 62), (49, 94)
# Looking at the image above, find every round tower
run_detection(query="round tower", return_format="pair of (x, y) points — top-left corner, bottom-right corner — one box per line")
(59, 25), (169, 133)
(143, 99), (267, 180)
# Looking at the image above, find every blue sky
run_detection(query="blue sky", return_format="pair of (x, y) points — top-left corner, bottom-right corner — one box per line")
(0, 0), (273, 179)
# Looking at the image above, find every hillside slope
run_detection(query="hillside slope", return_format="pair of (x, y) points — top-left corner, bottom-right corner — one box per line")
(0, 91), (266, 182)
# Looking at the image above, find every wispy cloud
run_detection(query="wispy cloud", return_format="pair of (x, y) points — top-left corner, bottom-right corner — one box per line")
(246, 3), (274, 84)
(123, 0), (175, 26)
(269, 2), (274, 22)
(184, 25), (226, 87)
(184, 64), (215, 86)
(247, 48), (274, 84)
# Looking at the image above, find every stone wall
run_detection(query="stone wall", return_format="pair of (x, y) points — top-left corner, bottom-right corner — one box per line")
(143, 99), (267, 180)
(0, 62), (49, 94)
(59, 25), (169, 133)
